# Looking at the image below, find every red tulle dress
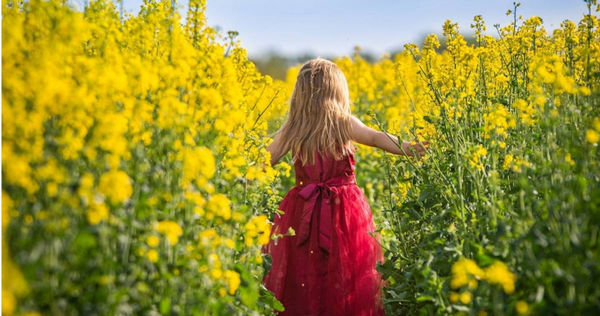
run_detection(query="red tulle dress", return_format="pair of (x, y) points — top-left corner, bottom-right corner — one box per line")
(262, 147), (385, 316)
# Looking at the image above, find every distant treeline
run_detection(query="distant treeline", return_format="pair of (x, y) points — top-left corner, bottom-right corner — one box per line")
(249, 34), (475, 80)
(250, 32), (479, 80)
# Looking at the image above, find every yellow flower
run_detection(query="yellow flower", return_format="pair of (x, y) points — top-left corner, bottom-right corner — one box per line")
(448, 223), (457, 233)
(277, 161), (292, 177)
(98, 169), (133, 204)
(579, 86), (591, 96)
(244, 215), (271, 246)
(199, 228), (221, 249)
(232, 211), (244, 222)
(468, 279), (478, 289)
(179, 146), (216, 186)
(450, 258), (484, 289)
(154, 220), (183, 245)
(211, 268), (223, 279)
(513, 98), (536, 126)
(586, 129), (599, 144)
(222, 238), (236, 249)
(206, 194), (231, 220)
(503, 154), (531, 173)
(515, 300), (529, 314)
(484, 261), (516, 294)
(592, 117), (600, 131)
(87, 201), (109, 225)
(208, 253), (221, 269)
(564, 153), (575, 166)
(146, 235), (160, 247)
(468, 145), (487, 171)
(146, 249), (158, 263)
(2, 291), (16, 315)
(223, 269), (241, 294)
(449, 291), (459, 303)
(459, 291), (472, 304)
(483, 104), (515, 138)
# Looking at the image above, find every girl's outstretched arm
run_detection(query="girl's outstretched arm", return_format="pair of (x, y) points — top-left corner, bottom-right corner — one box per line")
(349, 115), (429, 158)
(266, 132), (288, 166)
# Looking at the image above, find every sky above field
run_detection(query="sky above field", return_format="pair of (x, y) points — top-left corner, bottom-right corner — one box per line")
(108, 0), (586, 58)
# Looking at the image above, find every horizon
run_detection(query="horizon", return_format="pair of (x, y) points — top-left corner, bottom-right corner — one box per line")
(67, 0), (588, 59)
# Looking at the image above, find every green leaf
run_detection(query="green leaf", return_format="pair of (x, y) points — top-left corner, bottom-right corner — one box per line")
(73, 231), (97, 251)
(416, 295), (434, 302)
(271, 296), (285, 312)
(241, 286), (258, 308)
(159, 297), (171, 315)
(476, 252), (495, 267)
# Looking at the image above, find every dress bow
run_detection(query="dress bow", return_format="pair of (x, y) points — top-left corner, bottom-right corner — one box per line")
(296, 174), (355, 253)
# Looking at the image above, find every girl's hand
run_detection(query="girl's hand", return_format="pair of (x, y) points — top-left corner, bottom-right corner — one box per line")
(401, 140), (430, 159)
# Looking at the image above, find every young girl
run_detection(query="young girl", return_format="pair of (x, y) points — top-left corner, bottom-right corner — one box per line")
(262, 58), (428, 316)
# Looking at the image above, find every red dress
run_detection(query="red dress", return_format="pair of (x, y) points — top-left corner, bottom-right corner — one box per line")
(262, 147), (385, 316)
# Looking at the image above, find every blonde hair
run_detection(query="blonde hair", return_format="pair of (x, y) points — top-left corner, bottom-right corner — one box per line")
(274, 57), (354, 166)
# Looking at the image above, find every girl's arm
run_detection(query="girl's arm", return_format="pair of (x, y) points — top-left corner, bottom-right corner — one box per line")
(266, 132), (288, 166)
(349, 115), (428, 158)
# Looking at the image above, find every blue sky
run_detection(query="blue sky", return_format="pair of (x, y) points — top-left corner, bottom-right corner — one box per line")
(91, 0), (587, 58)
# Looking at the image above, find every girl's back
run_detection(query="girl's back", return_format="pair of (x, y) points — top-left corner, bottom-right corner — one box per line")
(293, 147), (356, 184)
(262, 147), (385, 316)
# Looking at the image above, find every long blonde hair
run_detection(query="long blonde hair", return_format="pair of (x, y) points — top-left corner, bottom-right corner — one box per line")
(274, 57), (354, 166)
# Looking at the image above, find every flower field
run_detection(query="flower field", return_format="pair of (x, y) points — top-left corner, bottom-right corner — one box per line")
(2, 0), (599, 315)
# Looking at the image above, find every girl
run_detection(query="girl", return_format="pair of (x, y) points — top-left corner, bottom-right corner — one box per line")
(262, 57), (428, 316)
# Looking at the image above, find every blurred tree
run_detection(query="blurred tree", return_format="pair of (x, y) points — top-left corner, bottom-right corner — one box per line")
(250, 32), (482, 79)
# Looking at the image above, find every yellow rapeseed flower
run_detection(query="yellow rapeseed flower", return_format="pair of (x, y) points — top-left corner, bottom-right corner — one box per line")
(199, 228), (221, 249)
(180, 146), (216, 186)
(222, 238), (236, 249)
(146, 235), (160, 247)
(211, 268), (223, 279)
(586, 129), (599, 144)
(223, 269), (241, 295)
(2, 290), (16, 315)
(468, 145), (488, 172)
(98, 169), (133, 204)
(87, 201), (109, 225)
(483, 104), (516, 139)
(515, 300), (529, 314)
(450, 257), (484, 289)
(459, 291), (472, 304)
(484, 261), (516, 294)
(146, 249), (158, 263)
(592, 117), (600, 131)
(449, 291), (459, 303)
(565, 153), (575, 166)
(244, 215), (271, 246)
(503, 154), (531, 173)
(206, 194), (231, 220)
(154, 220), (183, 245)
